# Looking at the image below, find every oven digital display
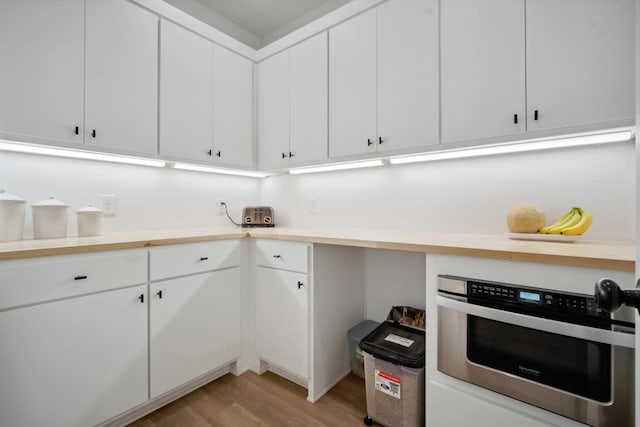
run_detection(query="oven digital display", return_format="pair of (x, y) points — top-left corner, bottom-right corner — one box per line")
(519, 291), (541, 302)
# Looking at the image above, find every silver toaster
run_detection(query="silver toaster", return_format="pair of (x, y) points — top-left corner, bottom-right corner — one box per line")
(242, 206), (275, 227)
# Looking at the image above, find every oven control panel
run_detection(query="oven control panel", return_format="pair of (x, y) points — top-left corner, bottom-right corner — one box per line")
(468, 281), (608, 318)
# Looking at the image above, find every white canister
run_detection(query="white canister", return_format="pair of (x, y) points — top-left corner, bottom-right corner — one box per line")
(76, 205), (102, 237)
(32, 196), (68, 239)
(0, 189), (26, 241)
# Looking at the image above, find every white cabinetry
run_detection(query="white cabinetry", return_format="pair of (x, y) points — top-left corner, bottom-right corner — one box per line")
(160, 19), (213, 162)
(85, 0), (159, 155)
(149, 240), (242, 398)
(441, 0), (634, 145)
(160, 20), (254, 167)
(0, 250), (148, 427)
(0, 0), (85, 146)
(258, 32), (328, 170)
(255, 240), (310, 379)
(329, 0), (438, 158)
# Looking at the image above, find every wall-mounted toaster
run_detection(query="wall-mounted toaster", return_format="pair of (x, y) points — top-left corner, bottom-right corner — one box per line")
(242, 206), (275, 227)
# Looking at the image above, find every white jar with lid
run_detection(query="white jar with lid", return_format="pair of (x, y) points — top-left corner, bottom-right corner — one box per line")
(76, 205), (102, 237)
(0, 189), (26, 241)
(32, 196), (68, 239)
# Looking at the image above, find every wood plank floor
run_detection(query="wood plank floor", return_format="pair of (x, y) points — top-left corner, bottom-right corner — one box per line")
(127, 371), (375, 426)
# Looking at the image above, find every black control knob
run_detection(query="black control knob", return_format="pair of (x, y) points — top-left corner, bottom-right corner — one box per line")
(594, 278), (640, 313)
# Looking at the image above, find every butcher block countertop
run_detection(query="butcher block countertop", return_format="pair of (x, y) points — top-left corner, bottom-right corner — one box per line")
(0, 226), (634, 271)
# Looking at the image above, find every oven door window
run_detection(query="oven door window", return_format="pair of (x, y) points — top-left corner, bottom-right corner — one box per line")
(467, 316), (611, 402)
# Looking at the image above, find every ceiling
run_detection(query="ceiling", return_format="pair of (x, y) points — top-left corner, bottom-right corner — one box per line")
(165, 0), (353, 49)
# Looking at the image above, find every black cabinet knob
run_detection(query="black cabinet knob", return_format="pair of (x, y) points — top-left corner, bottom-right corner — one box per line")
(297, 281), (304, 289)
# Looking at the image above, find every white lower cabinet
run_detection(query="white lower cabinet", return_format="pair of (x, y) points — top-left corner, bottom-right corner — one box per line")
(428, 380), (551, 427)
(0, 284), (148, 427)
(150, 267), (241, 398)
(256, 267), (309, 379)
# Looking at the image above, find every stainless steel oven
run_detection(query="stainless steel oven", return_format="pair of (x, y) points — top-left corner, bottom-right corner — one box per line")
(437, 275), (635, 427)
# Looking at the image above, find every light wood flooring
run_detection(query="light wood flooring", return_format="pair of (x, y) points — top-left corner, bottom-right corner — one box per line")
(127, 371), (373, 426)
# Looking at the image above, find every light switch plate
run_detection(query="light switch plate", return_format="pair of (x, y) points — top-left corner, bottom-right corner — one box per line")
(100, 194), (117, 216)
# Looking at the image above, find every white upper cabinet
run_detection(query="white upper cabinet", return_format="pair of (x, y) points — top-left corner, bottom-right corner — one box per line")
(289, 32), (329, 166)
(525, 0), (634, 132)
(259, 32), (328, 170)
(160, 19), (213, 162)
(330, 0), (438, 158)
(441, 0), (634, 145)
(85, 0), (159, 155)
(212, 44), (254, 168)
(377, 0), (439, 153)
(440, 0), (526, 143)
(0, 0), (85, 146)
(329, 9), (377, 158)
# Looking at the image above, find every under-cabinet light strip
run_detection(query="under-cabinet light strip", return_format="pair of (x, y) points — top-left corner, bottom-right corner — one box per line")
(0, 140), (166, 167)
(388, 128), (634, 165)
(289, 159), (385, 174)
(172, 163), (270, 178)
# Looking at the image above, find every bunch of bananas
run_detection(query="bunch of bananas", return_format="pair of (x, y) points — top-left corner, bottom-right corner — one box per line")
(539, 207), (592, 235)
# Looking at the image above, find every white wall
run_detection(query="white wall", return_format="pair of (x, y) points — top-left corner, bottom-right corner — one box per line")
(260, 142), (636, 241)
(0, 151), (261, 237)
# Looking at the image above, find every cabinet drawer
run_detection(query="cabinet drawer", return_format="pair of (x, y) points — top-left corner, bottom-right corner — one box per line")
(150, 240), (241, 281)
(0, 249), (147, 310)
(255, 240), (310, 273)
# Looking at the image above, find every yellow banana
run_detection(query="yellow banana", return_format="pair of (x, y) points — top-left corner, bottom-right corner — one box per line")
(539, 208), (578, 234)
(545, 209), (582, 234)
(561, 209), (592, 235)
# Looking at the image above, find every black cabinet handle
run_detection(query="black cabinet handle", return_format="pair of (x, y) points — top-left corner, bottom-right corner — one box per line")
(215, 151), (221, 157)
(200, 256), (209, 261)
(513, 114), (518, 124)
(207, 149), (212, 156)
(378, 137), (384, 144)
(74, 126), (79, 135)
(91, 129), (96, 138)
(367, 138), (373, 146)
(272, 254), (281, 258)
(74, 275), (87, 281)
(157, 290), (163, 299)
(534, 110), (539, 121)
(289, 152), (294, 158)
(297, 281), (304, 289)
(138, 294), (144, 303)
(282, 152), (287, 159)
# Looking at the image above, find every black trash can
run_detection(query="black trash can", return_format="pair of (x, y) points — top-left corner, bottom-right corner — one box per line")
(360, 321), (425, 427)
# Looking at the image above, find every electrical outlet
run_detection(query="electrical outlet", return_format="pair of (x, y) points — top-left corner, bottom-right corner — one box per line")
(217, 197), (227, 215)
(309, 197), (318, 215)
(100, 194), (117, 216)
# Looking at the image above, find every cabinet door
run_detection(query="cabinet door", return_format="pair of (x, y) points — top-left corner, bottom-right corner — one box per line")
(329, 8), (377, 158)
(290, 32), (328, 165)
(258, 50), (291, 170)
(526, 0), (634, 132)
(213, 45), (254, 168)
(160, 19), (213, 162)
(150, 268), (241, 398)
(85, 0), (158, 155)
(440, 0), (525, 143)
(0, 0), (84, 145)
(256, 267), (309, 379)
(377, 0), (439, 152)
(0, 285), (147, 427)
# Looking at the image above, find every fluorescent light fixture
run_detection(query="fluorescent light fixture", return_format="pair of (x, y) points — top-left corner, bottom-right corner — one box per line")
(0, 140), (165, 167)
(289, 159), (385, 175)
(389, 128), (634, 165)
(172, 163), (269, 178)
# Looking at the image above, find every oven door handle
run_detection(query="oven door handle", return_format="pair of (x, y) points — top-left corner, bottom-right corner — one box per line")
(437, 295), (634, 348)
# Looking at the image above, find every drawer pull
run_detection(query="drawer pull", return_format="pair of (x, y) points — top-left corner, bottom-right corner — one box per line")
(138, 294), (144, 304)
(272, 254), (281, 259)
(199, 257), (209, 261)
(298, 281), (304, 289)
(74, 275), (88, 281)
(156, 290), (163, 299)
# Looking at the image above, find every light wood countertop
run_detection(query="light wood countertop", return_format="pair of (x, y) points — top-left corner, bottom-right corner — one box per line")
(0, 226), (634, 271)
